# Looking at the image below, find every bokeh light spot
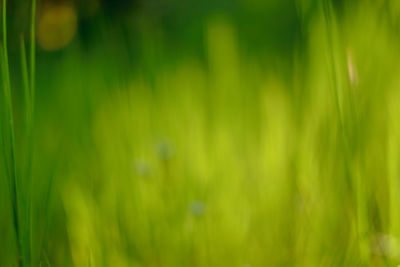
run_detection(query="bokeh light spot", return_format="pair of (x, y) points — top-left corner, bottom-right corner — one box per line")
(37, 5), (77, 51)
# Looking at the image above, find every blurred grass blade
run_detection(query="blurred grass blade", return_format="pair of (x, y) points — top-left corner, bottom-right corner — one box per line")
(20, 36), (31, 118)
(1, 0), (22, 265)
(30, 0), (36, 109)
(29, 1), (36, 265)
(20, 35), (33, 267)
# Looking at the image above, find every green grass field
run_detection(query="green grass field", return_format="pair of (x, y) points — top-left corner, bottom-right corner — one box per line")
(2, 0), (400, 266)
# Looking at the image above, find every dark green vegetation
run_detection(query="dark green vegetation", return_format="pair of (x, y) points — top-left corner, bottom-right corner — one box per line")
(2, 0), (400, 266)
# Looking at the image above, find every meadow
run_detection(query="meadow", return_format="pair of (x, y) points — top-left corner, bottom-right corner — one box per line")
(2, 0), (400, 266)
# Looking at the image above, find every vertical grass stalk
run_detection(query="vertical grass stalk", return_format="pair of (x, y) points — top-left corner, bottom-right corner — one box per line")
(322, 0), (361, 260)
(20, 0), (37, 265)
(28, 0), (36, 265)
(1, 0), (22, 265)
(1, 0), (36, 265)
(30, 0), (36, 110)
(20, 36), (32, 267)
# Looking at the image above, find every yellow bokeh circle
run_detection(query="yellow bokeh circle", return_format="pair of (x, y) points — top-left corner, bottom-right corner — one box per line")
(37, 6), (77, 51)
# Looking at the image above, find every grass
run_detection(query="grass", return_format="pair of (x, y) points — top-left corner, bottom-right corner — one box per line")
(2, 0), (400, 266)
(1, 0), (22, 265)
(1, 0), (36, 266)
